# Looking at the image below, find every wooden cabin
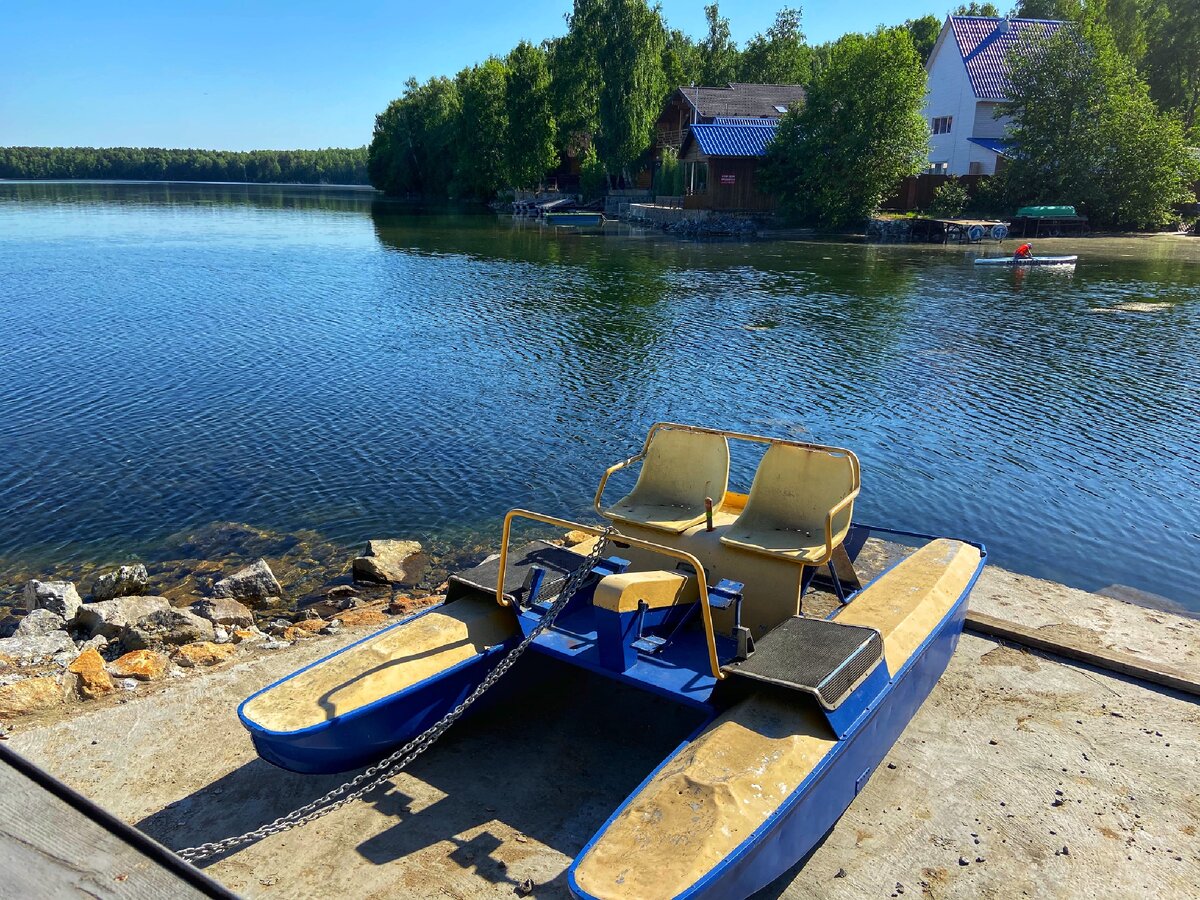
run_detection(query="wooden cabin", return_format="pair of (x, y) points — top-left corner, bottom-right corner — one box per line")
(679, 122), (778, 213)
(654, 83), (805, 157)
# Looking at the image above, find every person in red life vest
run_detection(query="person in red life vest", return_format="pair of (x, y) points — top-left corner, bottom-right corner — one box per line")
(1014, 242), (1034, 260)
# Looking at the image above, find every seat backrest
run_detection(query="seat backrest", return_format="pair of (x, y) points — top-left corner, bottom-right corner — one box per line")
(620, 427), (730, 511)
(740, 443), (857, 543)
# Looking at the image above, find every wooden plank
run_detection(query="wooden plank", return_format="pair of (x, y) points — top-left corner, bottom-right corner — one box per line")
(0, 744), (236, 899)
(965, 610), (1200, 698)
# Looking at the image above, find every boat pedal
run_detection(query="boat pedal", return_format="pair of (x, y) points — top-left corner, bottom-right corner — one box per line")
(707, 578), (744, 610)
(631, 634), (668, 654)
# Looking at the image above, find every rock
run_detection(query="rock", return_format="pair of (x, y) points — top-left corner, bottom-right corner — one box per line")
(282, 619), (325, 641)
(325, 585), (359, 601)
(0, 652), (16, 670)
(0, 677), (63, 717)
(91, 564), (149, 601)
(14, 609), (67, 637)
(352, 539), (428, 586)
(121, 608), (215, 651)
(0, 631), (76, 664)
(213, 624), (230, 644)
(79, 634), (109, 654)
(67, 648), (115, 700)
(231, 628), (264, 644)
(563, 530), (591, 545)
(171, 641), (237, 667)
(75, 596), (171, 638)
(337, 608), (388, 629)
(189, 597), (255, 628)
(212, 559), (282, 603)
(109, 650), (170, 681)
(23, 580), (82, 620)
(260, 640), (290, 650)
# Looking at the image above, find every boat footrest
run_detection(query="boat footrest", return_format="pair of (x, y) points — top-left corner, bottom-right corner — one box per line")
(447, 540), (587, 607)
(722, 616), (883, 710)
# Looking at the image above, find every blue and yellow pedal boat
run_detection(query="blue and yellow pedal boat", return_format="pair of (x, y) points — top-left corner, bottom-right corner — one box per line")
(239, 423), (986, 899)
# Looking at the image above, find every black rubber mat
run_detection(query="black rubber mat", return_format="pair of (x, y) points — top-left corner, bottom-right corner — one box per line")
(447, 540), (587, 606)
(723, 616), (883, 709)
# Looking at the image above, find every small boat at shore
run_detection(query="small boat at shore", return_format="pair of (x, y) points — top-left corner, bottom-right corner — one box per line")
(239, 423), (986, 899)
(544, 211), (604, 226)
(975, 255), (1078, 266)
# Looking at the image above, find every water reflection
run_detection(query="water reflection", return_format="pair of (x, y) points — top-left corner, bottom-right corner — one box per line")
(0, 183), (1197, 608)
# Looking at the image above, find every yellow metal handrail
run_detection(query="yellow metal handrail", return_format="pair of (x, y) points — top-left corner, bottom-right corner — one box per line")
(497, 509), (724, 680)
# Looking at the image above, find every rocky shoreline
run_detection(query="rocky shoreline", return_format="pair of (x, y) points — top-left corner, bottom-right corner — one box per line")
(0, 522), (465, 728)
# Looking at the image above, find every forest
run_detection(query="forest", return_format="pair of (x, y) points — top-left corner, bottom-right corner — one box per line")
(0, 146), (369, 184)
(367, 0), (1200, 206)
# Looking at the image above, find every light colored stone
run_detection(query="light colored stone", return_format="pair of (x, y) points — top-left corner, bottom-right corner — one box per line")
(213, 624), (230, 644)
(171, 641), (237, 668)
(14, 609), (67, 637)
(212, 558), (282, 603)
(67, 648), (115, 700)
(75, 596), (171, 638)
(336, 608), (388, 628)
(190, 597), (255, 627)
(121, 608), (215, 651)
(0, 631), (76, 664)
(231, 628), (265, 644)
(0, 652), (16, 670)
(352, 539), (428, 586)
(282, 619), (325, 641)
(109, 650), (170, 681)
(22, 580), (82, 620)
(563, 530), (591, 546)
(91, 564), (149, 601)
(0, 676), (62, 717)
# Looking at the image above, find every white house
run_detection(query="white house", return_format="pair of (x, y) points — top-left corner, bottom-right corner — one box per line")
(922, 15), (1064, 176)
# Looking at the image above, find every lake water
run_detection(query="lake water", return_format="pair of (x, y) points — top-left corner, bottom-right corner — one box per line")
(1, 182), (1197, 609)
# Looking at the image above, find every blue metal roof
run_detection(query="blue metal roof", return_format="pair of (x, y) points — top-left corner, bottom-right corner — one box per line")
(968, 137), (1014, 156)
(687, 122), (778, 158)
(711, 116), (778, 126)
(950, 16), (1065, 101)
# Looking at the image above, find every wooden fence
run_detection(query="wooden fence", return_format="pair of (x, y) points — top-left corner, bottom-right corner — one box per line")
(881, 174), (990, 212)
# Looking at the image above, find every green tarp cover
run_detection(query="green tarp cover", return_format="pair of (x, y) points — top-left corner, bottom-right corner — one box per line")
(1016, 205), (1077, 217)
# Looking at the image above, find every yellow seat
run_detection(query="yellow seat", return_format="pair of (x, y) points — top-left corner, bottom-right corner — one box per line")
(720, 442), (859, 564)
(603, 427), (730, 535)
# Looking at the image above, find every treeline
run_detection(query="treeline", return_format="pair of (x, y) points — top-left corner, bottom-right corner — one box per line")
(0, 146), (369, 184)
(369, 3), (920, 200)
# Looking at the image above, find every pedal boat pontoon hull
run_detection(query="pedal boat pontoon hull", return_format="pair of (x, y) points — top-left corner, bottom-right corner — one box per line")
(238, 423), (987, 899)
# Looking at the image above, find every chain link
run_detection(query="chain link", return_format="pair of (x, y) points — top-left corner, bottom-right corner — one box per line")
(179, 527), (613, 863)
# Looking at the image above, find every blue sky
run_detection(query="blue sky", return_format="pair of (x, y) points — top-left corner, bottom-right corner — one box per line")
(1, 1), (953, 151)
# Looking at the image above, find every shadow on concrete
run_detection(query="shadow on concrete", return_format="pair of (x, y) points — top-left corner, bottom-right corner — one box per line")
(137, 655), (707, 892)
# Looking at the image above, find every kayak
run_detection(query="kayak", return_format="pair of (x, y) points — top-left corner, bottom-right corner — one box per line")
(975, 255), (1077, 266)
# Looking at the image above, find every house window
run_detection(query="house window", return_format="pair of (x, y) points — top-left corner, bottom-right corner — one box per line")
(931, 116), (953, 135)
(774, 105), (788, 114)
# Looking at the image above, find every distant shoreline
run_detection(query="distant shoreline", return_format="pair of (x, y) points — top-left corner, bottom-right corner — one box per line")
(0, 178), (377, 190)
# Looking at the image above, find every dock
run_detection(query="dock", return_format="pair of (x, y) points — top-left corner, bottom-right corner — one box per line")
(908, 217), (1009, 243)
(4, 565), (1197, 899)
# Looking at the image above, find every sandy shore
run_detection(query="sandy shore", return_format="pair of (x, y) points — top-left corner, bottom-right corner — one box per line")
(6, 566), (1199, 899)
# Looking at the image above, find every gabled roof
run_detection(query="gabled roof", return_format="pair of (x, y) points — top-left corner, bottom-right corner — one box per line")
(678, 83), (805, 119)
(949, 16), (1065, 101)
(683, 122), (778, 158)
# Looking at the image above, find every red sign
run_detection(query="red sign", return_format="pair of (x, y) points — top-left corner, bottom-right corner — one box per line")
(720, 173), (736, 185)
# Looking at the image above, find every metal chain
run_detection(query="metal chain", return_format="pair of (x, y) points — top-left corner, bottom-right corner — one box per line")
(179, 527), (613, 863)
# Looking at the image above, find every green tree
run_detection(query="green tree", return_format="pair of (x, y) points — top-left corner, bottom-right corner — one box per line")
(1143, 0), (1200, 135)
(761, 27), (929, 227)
(579, 142), (607, 200)
(453, 58), (510, 199)
(903, 15), (942, 63)
(549, 5), (602, 156)
(699, 3), (740, 85)
(952, 3), (999, 15)
(1010, 0), (1083, 19)
(663, 27), (702, 89)
(739, 7), (812, 85)
(505, 42), (559, 189)
(1100, 0), (1148, 63)
(1001, 15), (1199, 226)
(367, 77), (460, 197)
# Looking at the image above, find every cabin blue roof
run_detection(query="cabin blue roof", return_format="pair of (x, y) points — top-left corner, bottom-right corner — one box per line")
(687, 122), (778, 158)
(968, 137), (1014, 156)
(950, 16), (1064, 101)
